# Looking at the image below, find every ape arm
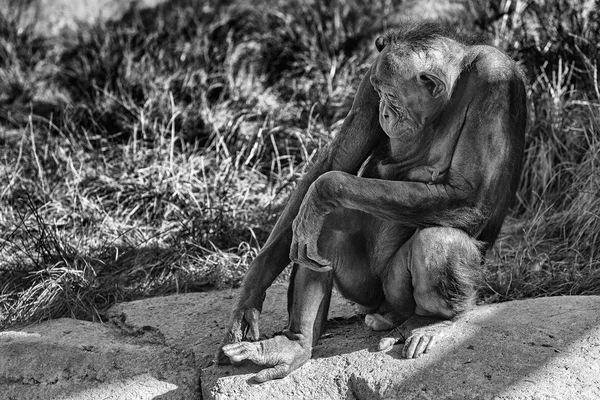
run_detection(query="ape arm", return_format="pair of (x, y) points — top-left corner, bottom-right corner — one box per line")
(315, 173), (483, 228)
(291, 55), (526, 270)
(290, 167), (487, 271)
(242, 66), (385, 290)
(216, 67), (385, 357)
(218, 25), (527, 381)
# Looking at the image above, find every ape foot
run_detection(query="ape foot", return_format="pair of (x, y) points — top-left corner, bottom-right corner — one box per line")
(365, 313), (395, 331)
(378, 315), (453, 358)
(221, 331), (312, 383)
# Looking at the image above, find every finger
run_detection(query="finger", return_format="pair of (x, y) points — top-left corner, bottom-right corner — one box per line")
(222, 342), (259, 363)
(216, 314), (245, 364)
(229, 306), (254, 343)
(228, 314), (243, 343)
(424, 334), (437, 354)
(302, 262), (333, 272)
(412, 336), (430, 357)
(239, 318), (250, 342)
(253, 364), (290, 383)
(306, 241), (331, 267)
(299, 244), (332, 272)
(244, 309), (260, 341)
(403, 336), (424, 359)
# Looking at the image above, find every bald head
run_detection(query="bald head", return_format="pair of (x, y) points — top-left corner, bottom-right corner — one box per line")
(370, 24), (471, 139)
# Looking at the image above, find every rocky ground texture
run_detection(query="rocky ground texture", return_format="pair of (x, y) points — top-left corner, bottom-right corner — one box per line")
(1, 284), (599, 399)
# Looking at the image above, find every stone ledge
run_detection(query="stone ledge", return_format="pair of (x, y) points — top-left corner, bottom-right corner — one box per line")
(201, 294), (600, 400)
(2, 284), (599, 400)
(0, 318), (198, 400)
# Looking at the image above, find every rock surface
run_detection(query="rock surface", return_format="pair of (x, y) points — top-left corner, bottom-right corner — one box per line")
(0, 284), (353, 400)
(201, 293), (600, 400)
(0, 318), (197, 400)
(1, 285), (599, 400)
(106, 284), (357, 368)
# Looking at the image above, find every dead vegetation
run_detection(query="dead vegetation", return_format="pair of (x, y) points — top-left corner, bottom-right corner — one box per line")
(0, 0), (598, 329)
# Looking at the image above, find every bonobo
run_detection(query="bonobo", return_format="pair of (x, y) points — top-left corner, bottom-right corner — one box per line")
(216, 21), (527, 382)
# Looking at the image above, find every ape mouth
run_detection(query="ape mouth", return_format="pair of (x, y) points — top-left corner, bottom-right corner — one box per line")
(385, 123), (415, 139)
(395, 126), (416, 138)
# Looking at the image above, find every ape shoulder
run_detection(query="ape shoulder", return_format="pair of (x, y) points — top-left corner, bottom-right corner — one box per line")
(466, 45), (525, 84)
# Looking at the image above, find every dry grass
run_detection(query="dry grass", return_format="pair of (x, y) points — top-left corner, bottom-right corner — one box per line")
(0, 0), (598, 329)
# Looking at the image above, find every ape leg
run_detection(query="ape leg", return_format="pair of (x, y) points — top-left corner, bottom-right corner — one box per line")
(379, 227), (482, 357)
(287, 263), (334, 347)
(222, 251), (335, 382)
(365, 259), (415, 332)
(409, 227), (481, 316)
(223, 210), (385, 382)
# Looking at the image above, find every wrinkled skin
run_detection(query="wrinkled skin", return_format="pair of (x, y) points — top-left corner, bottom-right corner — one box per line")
(217, 21), (527, 382)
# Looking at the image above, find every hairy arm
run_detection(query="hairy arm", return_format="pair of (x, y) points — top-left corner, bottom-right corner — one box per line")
(239, 66), (384, 291)
(291, 52), (527, 269)
(315, 172), (483, 227)
(217, 66), (384, 355)
(290, 159), (487, 271)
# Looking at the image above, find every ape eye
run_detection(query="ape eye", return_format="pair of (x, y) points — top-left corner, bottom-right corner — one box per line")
(418, 73), (440, 96)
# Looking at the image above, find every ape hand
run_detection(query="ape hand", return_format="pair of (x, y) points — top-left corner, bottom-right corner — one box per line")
(378, 315), (453, 358)
(216, 288), (265, 364)
(222, 332), (312, 383)
(290, 183), (332, 271)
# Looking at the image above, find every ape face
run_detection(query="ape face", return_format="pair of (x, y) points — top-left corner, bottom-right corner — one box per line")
(370, 43), (448, 139)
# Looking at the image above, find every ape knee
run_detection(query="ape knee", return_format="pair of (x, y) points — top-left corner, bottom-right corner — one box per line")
(410, 228), (482, 316)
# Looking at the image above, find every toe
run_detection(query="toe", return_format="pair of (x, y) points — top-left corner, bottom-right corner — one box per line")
(378, 337), (397, 351)
(253, 365), (290, 383)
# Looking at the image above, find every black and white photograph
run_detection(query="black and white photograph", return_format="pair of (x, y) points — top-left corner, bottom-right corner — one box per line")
(0, 0), (598, 399)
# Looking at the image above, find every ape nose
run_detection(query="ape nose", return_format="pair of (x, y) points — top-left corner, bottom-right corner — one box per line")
(380, 102), (391, 119)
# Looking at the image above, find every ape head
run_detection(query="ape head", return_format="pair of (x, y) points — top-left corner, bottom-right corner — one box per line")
(371, 23), (466, 139)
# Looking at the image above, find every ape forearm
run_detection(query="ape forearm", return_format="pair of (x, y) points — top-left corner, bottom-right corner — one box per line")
(316, 170), (455, 215)
(263, 76), (382, 248)
(243, 150), (364, 281)
(315, 171), (486, 232)
(240, 156), (332, 292)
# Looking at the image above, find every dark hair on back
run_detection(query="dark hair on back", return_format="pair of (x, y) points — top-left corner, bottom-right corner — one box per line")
(384, 20), (490, 51)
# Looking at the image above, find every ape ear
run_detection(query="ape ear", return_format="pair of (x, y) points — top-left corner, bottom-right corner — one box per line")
(375, 36), (388, 52)
(418, 72), (446, 98)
